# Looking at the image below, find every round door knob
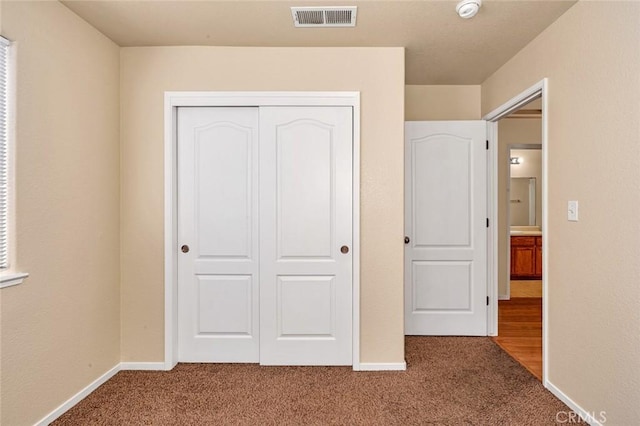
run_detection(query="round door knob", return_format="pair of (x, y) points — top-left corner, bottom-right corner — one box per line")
(404, 236), (410, 244)
(181, 245), (190, 253)
(340, 245), (349, 254)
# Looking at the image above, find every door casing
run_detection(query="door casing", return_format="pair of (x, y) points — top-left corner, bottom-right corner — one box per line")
(483, 79), (549, 385)
(164, 92), (361, 370)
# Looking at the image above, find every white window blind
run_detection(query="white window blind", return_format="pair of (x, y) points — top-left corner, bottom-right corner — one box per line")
(0, 36), (10, 269)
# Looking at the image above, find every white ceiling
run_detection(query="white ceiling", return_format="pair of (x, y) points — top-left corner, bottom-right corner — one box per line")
(61, 0), (576, 85)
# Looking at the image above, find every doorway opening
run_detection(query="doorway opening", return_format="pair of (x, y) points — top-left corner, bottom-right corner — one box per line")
(508, 143), (543, 297)
(484, 80), (548, 385)
(496, 109), (544, 380)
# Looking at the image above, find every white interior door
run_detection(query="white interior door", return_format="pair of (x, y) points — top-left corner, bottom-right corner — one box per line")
(178, 107), (260, 362)
(259, 107), (353, 365)
(404, 121), (487, 335)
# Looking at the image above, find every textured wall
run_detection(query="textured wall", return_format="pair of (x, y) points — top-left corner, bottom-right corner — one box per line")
(0, 2), (120, 425)
(405, 85), (481, 120)
(120, 47), (406, 364)
(483, 2), (640, 423)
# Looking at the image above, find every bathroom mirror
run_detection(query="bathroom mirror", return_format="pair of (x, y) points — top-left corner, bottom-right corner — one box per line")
(510, 177), (536, 226)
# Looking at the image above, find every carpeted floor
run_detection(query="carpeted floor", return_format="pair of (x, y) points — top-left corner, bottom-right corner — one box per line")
(55, 337), (568, 425)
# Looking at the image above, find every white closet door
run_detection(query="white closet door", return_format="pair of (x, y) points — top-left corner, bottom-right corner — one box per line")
(178, 107), (259, 362)
(404, 121), (487, 336)
(259, 107), (353, 365)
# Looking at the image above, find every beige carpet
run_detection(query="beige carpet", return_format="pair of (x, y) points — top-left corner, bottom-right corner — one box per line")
(55, 337), (568, 425)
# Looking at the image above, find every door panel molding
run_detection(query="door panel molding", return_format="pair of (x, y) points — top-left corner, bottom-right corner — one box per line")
(164, 92), (361, 370)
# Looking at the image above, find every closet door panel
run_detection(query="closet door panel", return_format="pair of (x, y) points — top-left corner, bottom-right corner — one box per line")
(177, 107), (260, 362)
(259, 107), (353, 366)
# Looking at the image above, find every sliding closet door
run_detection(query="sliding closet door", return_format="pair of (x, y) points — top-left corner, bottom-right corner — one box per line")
(177, 105), (354, 365)
(177, 107), (260, 362)
(259, 107), (353, 365)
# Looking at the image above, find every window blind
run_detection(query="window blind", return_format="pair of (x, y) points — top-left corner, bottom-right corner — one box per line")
(0, 36), (9, 269)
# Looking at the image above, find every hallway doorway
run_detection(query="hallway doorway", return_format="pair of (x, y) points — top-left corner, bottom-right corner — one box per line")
(495, 99), (543, 380)
(484, 81), (547, 383)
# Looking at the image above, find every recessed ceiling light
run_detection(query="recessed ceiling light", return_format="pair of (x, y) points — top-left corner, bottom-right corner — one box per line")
(456, 0), (482, 19)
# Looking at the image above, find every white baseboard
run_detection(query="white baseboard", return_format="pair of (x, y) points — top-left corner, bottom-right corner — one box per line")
(35, 364), (120, 426)
(498, 295), (510, 300)
(120, 362), (167, 371)
(34, 359), (408, 424)
(546, 380), (605, 426)
(358, 361), (407, 371)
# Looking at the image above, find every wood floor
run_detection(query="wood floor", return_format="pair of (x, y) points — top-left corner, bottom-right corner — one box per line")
(492, 297), (542, 381)
(510, 280), (542, 297)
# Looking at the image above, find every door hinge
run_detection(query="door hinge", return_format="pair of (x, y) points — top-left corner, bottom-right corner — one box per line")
(486, 218), (489, 228)
(486, 140), (489, 150)
(486, 296), (490, 306)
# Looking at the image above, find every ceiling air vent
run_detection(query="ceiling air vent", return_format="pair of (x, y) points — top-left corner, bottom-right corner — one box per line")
(291, 6), (357, 28)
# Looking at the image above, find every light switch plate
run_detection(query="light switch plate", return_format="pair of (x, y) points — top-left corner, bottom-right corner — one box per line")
(568, 200), (579, 221)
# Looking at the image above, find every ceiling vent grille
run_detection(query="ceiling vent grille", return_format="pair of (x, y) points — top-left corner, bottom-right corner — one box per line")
(291, 6), (357, 27)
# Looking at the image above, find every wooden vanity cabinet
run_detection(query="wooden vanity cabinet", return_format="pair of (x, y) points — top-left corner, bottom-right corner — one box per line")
(510, 236), (542, 279)
(534, 237), (543, 278)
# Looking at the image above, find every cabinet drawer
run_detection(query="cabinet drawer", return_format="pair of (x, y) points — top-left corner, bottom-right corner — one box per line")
(535, 236), (542, 246)
(511, 236), (536, 247)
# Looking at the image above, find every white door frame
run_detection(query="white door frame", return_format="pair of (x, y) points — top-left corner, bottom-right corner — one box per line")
(483, 79), (549, 385)
(164, 91), (361, 370)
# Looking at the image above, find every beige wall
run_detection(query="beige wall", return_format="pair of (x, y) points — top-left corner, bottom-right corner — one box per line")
(0, 2), (120, 425)
(483, 2), (640, 424)
(405, 85), (481, 120)
(120, 47), (405, 364)
(497, 119), (542, 297)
